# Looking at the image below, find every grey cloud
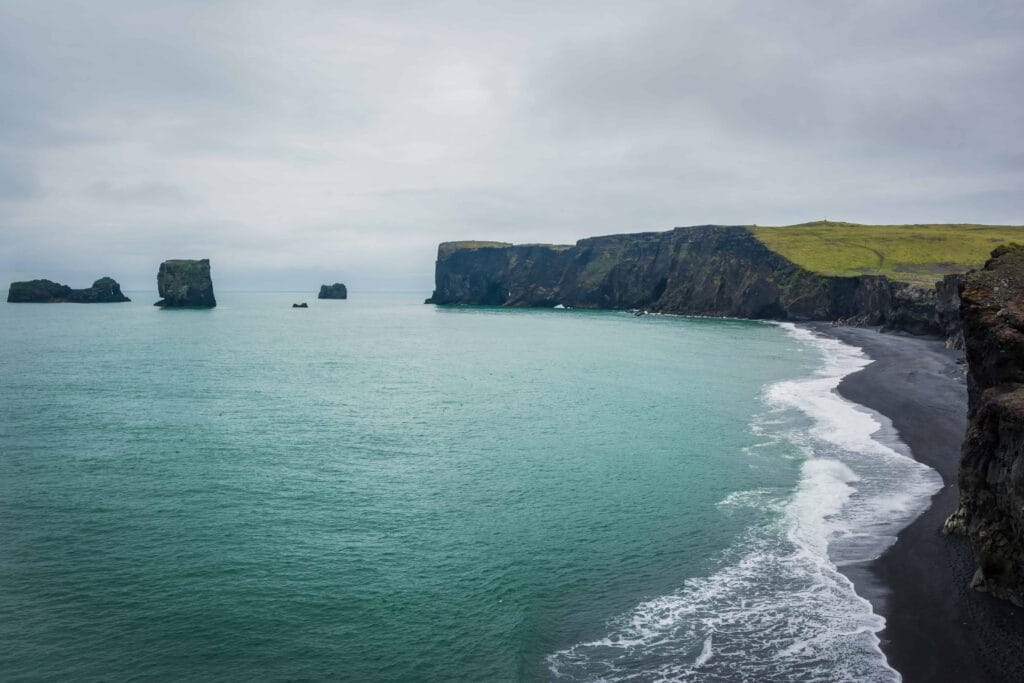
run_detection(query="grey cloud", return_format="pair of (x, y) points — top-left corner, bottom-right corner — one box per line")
(87, 181), (187, 205)
(1, 1), (1021, 291)
(0, 150), (40, 201)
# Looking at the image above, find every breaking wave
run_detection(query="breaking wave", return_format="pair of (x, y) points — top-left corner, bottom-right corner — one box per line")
(547, 324), (941, 681)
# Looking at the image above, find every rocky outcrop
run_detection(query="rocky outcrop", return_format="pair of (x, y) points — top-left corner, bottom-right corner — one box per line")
(936, 274), (966, 348)
(154, 259), (216, 308)
(945, 245), (1024, 605)
(426, 226), (963, 341)
(318, 283), (348, 299)
(7, 277), (130, 303)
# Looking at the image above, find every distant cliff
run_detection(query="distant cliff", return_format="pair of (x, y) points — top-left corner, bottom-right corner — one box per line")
(945, 245), (1024, 605)
(154, 259), (216, 308)
(426, 226), (962, 342)
(7, 277), (130, 303)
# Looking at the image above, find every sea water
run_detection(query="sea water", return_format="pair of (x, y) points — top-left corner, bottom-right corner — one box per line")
(0, 293), (940, 681)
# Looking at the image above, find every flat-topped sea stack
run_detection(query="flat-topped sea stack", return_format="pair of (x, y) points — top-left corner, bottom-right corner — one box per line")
(318, 283), (347, 299)
(7, 277), (130, 303)
(946, 244), (1024, 605)
(426, 223), (1024, 345)
(154, 259), (216, 308)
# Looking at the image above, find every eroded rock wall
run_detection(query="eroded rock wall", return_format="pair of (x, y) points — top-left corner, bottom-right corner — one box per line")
(947, 245), (1024, 605)
(426, 225), (961, 340)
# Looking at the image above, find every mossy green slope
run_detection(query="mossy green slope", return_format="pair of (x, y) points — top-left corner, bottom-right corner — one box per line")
(752, 221), (1024, 285)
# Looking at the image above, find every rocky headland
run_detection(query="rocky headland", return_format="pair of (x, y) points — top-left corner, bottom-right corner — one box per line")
(426, 226), (964, 345)
(154, 259), (216, 308)
(7, 277), (130, 303)
(318, 283), (348, 299)
(945, 244), (1024, 606)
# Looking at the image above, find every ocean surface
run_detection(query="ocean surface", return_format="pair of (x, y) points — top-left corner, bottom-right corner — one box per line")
(0, 293), (940, 681)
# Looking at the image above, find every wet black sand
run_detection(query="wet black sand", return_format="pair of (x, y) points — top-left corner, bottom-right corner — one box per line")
(810, 324), (1024, 682)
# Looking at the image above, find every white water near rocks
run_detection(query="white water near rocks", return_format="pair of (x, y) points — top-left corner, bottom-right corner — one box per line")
(548, 324), (942, 682)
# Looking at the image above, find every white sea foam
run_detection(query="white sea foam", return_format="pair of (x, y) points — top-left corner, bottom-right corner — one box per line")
(547, 323), (942, 682)
(716, 488), (785, 514)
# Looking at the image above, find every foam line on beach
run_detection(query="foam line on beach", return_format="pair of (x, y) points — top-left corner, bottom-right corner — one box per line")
(547, 323), (941, 681)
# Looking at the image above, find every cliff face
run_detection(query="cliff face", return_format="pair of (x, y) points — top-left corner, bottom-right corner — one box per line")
(318, 283), (348, 299)
(426, 226), (962, 340)
(946, 245), (1024, 605)
(154, 259), (216, 308)
(7, 277), (130, 303)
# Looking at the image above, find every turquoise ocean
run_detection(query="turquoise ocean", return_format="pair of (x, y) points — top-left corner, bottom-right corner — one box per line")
(0, 293), (940, 681)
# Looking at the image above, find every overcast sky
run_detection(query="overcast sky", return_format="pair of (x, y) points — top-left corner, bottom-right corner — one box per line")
(1, 1), (1022, 291)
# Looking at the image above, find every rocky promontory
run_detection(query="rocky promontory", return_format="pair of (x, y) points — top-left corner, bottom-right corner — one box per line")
(7, 277), (130, 303)
(318, 283), (347, 299)
(946, 244), (1024, 605)
(154, 259), (216, 308)
(426, 226), (963, 342)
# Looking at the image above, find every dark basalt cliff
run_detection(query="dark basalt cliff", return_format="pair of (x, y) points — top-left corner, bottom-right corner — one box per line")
(318, 283), (348, 299)
(154, 259), (216, 308)
(7, 276), (130, 303)
(945, 245), (1024, 605)
(426, 226), (962, 341)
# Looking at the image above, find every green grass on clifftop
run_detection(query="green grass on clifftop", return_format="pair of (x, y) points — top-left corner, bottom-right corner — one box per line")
(752, 221), (1024, 285)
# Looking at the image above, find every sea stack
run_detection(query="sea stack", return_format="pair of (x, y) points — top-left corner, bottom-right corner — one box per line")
(318, 283), (347, 299)
(7, 277), (130, 303)
(154, 259), (216, 308)
(946, 243), (1024, 605)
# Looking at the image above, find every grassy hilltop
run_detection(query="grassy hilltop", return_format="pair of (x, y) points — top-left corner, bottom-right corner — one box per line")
(752, 221), (1024, 286)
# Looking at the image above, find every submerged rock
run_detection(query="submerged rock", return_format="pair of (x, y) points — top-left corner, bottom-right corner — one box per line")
(154, 259), (216, 308)
(7, 277), (130, 303)
(318, 283), (347, 299)
(947, 244), (1024, 605)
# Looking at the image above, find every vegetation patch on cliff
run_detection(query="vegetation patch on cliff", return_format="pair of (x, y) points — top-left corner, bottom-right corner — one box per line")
(752, 221), (1024, 285)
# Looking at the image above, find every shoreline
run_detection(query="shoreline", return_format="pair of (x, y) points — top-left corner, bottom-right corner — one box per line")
(809, 324), (1024, 682)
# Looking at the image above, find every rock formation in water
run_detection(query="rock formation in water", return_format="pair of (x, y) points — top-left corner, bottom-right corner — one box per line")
(425, 226), (962, 342)
(292, 302), (308, 308)
(318, 283), (348, 299)
(154, 259), (216, 308)
(7, 277), (130, 303)
(945, 244), (1024, 605)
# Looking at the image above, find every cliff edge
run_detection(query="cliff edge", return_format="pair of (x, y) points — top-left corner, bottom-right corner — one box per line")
(426, 226), (962, 341)
(946, 244), (1024, 605)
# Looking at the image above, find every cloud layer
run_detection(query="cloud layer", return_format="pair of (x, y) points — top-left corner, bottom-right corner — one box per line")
(2, 0), (1022, 291)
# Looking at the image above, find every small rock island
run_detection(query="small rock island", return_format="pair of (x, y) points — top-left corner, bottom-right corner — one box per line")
(154, 259), (216, 308)
(318, 283), (347, 299)
(7, 277), (130, 303)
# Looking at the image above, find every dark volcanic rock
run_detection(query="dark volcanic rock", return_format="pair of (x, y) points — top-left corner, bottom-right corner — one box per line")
(945, 244), (1024, 605)
(318, 283), (348, 299)
(154, 259), (216, 308)
(292, 302), (308, 308)
(7, 277), (130, 303)
(425, 226), (963, 340)
(936, 273), (966, 348)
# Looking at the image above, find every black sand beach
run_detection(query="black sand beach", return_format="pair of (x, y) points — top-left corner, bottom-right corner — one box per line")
(811, 325), (1024, 682)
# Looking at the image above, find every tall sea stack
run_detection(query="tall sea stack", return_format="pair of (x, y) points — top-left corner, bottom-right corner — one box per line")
(154, 259), (216, 308)
(318, 283), (348, 299)
(946, 244), (1024, 605)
